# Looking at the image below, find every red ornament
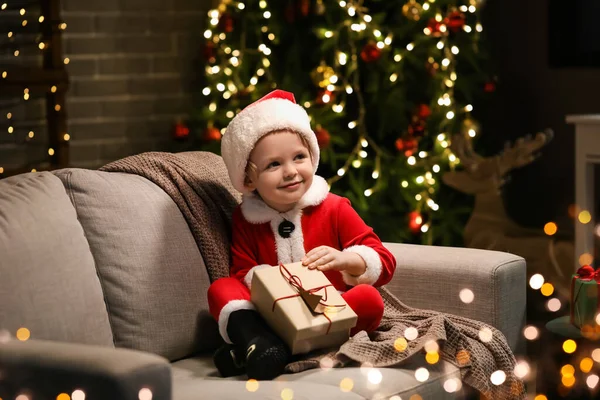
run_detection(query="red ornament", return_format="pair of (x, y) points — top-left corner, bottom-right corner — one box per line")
(316, 90), (335, 105)
(219, 13), (234, 33)
(203, 42), (216, 63)
(444, 11), (465, 33)
(407, 120), (426, 138)
(408, 211), (423, 234)
(484, 81), (496, 92)
(299, 0), (310, 16)
(360, 42), (382, 63)
(416, 104), (431, 119)
(315, 126), (331, 148)
(203, 126), (222, 142)
(395, 137), (419, 156)
(173, 122), (190, 140)
(426, 18), (444, 37)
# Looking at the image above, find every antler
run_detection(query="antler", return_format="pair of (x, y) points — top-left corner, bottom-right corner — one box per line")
(443, 129), (553, 194)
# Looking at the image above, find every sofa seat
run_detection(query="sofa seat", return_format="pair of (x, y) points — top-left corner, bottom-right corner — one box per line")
(171, 355), (461, 399)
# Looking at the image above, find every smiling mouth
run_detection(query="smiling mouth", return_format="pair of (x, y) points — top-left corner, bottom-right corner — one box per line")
(280, 181), (302, 189)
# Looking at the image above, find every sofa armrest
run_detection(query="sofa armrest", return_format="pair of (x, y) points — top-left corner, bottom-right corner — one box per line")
(0, 339), (172, 400)
(383, 242), (526, 354)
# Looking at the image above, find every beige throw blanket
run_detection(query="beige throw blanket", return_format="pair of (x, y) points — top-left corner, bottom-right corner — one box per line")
(101, 151), (525, 400)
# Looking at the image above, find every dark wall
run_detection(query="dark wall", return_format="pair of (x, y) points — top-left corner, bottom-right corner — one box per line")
(480, 0), (600, 233)
(0, 0), (211, 172)
(61, 0), (210, 168)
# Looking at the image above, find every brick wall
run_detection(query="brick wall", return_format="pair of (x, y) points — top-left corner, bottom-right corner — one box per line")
(0, 0), (211, 172)
(62, 0), (210, 168)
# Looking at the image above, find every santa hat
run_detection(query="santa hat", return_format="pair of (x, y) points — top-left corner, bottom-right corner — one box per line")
(221, 89), (320, 194)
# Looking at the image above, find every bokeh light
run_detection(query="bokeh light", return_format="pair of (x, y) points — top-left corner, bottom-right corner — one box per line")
(540, 283), (554, 296)
(580, 253), (594, 266)
(579, 210), (592, 224)
(544, 222), (557, 235)
(404, 327), (418, 340)
(368, 369), (382, 384)
(138, 388), (152, 400)
(443, 378), (462, 393)
(562, 374), (576, 387)
(394, 337), (408, 351)
(459, 288), (474, 303)
(529, 274), (544, 290)
(246, 379), (259, 392)
(425, 351), (439, 364)
(415, 367), (429, 382)
(320, 356), (334, 370)
(514, 361), (530, 379)
(340, 377), (354, 392)
(490, 370), (506, 385)
(524, 326), (539, 340)
(563, 340), (577, 354)
(16, 327), (30, 341)
(57, 394), (70, 400)
(478, 327), (493, 343)
(534, 395), (548, 400)
(592, 348), (600, 362)
(587, 374), (599, 389)
(580, 357), (594, 373)
(72, 390), (85, 400)
(281, 388), (293, 400)
(547, 298), (561, 312)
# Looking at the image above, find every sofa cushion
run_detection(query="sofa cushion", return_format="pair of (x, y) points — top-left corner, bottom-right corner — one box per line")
(171, 357), (366, 400)
(0, 172), (113, 346)
(54, 169), (221, 361)
(171, 355), (464, 399)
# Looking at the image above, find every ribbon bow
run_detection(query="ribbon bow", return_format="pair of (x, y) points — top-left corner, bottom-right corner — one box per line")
(577, 265), (600, 281)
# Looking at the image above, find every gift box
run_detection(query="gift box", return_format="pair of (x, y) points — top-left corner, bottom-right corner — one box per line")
(570, 266), (600, 328)
(251, 262), (358, 355)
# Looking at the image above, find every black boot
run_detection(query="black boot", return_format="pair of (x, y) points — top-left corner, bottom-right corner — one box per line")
(227, 309), (291, 380)
(213, 343), (246, 377)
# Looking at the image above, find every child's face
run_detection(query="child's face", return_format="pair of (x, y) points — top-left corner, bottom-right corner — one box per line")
(245, 131), (314, 212)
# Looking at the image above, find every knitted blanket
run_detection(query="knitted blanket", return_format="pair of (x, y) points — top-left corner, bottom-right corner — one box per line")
(101, 151), (525, 400)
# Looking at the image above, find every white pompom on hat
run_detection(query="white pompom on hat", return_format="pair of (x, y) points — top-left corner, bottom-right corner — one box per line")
(221, 89), (320, 194)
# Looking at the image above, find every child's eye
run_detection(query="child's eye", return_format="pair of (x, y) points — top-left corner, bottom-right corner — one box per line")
(294, 153), (307, 160)
(267, 161), (280, 169)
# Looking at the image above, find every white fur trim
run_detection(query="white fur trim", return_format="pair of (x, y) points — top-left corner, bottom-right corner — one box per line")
(243, 264), (272, 289)
(240, 175), (329, 223)
(341, 245), (383, 286)
(221, 97), (320, 194)
(218, 300), (255, 344)
(270, 211), (306, 264)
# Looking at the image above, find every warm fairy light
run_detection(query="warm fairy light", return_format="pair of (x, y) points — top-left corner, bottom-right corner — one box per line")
(394, 337), (408, 351)
(339, 377), (354, 392)
(57, 393), (70, 400)
(367, 369), (382, 384)
(547, 298), (561, 312)
(63, 133), (70, 141)
(544, 222), (557, 235)
(446, 111), (454, 119)
(71, 390), (85, 400)
(39, 42), (46, 49)
(415, 367), (429, 382)
(246, 379), (259, 392)
(55, 105), (61, 111)
(394, 54), (402, 62)
(433, 164), (440, 172)
(540, 283), (554, 296)
(443, 378), (462, 393)
(587, 374), (599, 389)
(51, 85), (57, 92)
(580, 357), (594, 373)
(337, 168), (345, 177)
(490, 370), (506, 385)
(407, 156), (416, 165)
(563, 339), (577, 353)
(529, 274), (544, 289)
(401, 180), (408, 188)
(204, 29), (212, 38)
(389, 73), (397, 82)
(48, 148), (55, 156)
(579, 253), (593, 266)
(523, 326), (539, 340)
(1, 3), (6, 10)
(514, 361), (530, 379)
(425, 351), (439, 364)
(352, 159), (361, 168)
(562, 374), (575, 387)
(372, 171), (379, 179)
(8, 126), (13, 134)
(2, 71), (6, 78)
(459, 288), (474, 304)
(28, 131), (34, 138)
(478, 327), (493, 342)
(534, 396), (548, 400)
(238, 3), (246, 9)
(138, 388), (152, 400)
(64, 57), (70, 64)
(406, 43), (414, 51)
(60, 23), (67, 30)
(420, 224), (429, 233)
(280, 388), (293, 400)
(404, 327), (418, 340)
(579, 210), (592, 224)
(16, 327), (30, 341)
(451, 46), (459, 54)
(364, 189), (373, 197)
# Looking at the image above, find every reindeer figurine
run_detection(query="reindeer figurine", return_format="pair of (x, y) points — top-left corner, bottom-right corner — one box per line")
(442, 129), (574, 298)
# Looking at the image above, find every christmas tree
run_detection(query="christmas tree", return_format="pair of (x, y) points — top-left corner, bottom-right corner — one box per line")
(189, 0), (492, 245)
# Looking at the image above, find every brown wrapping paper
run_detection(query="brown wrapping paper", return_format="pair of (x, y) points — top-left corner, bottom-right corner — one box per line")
(251, 262), (358, 355)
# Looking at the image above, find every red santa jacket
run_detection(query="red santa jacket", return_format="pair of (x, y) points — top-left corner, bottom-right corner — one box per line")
(230, 176), (397, 291)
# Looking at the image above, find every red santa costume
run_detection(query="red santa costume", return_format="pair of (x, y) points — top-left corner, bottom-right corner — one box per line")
(208, 89), (397, 345)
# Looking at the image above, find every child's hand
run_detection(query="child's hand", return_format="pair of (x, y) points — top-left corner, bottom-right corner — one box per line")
(302, 246), (366, 276)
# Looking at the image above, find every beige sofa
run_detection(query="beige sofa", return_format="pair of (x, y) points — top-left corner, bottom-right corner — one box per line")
(0, 163), (526, 399)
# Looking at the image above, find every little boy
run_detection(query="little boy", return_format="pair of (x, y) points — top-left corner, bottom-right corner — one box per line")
(207, 89), (397, 380)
